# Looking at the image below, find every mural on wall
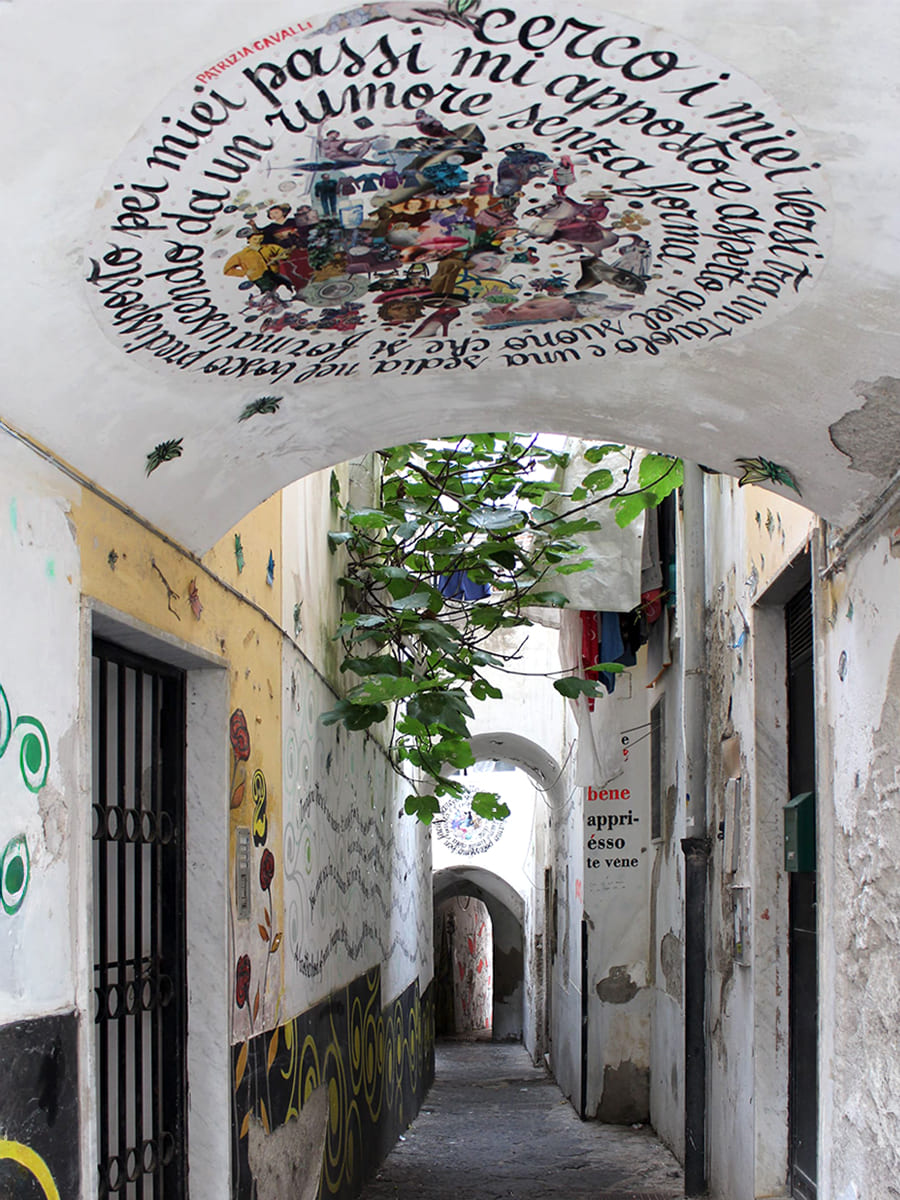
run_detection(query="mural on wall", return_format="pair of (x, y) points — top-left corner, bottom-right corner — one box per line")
(232, 705), (284, 1041)
(232, 969), (434, 1199)
(433, 786), (506, 855)
(87, 0), (829, 408)
(436, 896), (493, 1034)
(0, 1013), (80, 1199)
(282, 649), (430, 1013)
(0, 681), (51, 917)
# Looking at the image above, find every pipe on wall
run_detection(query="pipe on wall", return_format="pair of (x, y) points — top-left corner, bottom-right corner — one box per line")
(680, 464), (709, 1196)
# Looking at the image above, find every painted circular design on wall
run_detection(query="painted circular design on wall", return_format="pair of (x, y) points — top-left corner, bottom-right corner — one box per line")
(434, 789), (505, 855)
(86, 0), (829, 388)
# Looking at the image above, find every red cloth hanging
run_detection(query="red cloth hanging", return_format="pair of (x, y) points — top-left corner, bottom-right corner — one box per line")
(580, 610), (599, 712)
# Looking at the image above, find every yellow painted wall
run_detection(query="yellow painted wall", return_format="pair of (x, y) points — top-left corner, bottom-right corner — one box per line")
(742, 482), (815, 594)
(74, 488), (286, 1031)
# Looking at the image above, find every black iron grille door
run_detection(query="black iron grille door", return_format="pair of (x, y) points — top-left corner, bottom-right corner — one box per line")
(92, 640), (187, 1198)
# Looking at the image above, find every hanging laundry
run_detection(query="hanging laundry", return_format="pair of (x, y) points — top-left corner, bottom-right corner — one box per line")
(580, 610), (600, 711)
(437, 571), (490, 600)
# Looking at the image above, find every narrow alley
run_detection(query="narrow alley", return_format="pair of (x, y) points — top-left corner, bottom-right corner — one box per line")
(359, 1042), (684, 1200)
(3, 1), (900, 1197)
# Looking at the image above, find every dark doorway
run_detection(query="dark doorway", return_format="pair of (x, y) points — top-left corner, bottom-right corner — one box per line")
(785, 586), (817, 1199)
(91, 639), (188, 1197)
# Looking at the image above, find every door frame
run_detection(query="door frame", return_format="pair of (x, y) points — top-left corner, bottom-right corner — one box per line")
(81, 601), (230, 1198)
(752, 548), (821, 1198)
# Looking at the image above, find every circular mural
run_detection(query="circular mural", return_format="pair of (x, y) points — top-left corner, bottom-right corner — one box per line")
(433, 788), (506, 855)
(87, 0), (829, 393)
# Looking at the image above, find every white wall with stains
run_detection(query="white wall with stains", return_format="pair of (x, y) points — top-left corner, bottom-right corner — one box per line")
(0, 434), (83, 1022)
(816, 522), (900, 1200)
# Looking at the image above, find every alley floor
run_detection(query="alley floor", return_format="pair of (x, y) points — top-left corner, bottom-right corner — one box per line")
(359, 1041), (684, 1200)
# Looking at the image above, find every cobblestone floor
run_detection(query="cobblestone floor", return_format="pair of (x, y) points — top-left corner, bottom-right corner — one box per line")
(359, 1040), (685, 1200)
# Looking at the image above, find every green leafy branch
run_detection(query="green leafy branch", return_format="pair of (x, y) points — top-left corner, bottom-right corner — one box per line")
(323, 435), (681, 822)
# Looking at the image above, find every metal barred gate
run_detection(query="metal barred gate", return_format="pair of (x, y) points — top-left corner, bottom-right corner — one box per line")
(91, 640), (188, 1197)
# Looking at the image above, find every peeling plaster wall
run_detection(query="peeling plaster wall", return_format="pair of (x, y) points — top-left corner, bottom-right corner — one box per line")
(647, 526), (686, 1161)
(818, 525), (900, 1200)
(702, 475), (815, 1200)
(550, 711), (583, 1107)
(583, 677), (652, 1123)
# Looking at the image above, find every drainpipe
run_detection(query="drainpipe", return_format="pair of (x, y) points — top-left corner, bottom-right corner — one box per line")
(680, 464), (709, 1196)
(580, 917), (589, 1120)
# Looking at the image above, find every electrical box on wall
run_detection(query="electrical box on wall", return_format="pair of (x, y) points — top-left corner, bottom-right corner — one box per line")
(236, 827), (252, 918)
(783, 791), (816, 872)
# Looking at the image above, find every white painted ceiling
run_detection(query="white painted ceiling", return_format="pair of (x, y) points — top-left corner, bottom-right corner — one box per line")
(1, 0), (898, 551)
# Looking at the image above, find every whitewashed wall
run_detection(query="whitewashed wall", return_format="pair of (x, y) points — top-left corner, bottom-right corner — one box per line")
(0, 435), (82, 1021)
(582, 675), (653, 1121)
(816, 523), (900, 1200)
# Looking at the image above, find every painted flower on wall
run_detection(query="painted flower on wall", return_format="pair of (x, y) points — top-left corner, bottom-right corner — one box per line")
(259, 848), (275, 891)
(230, 709), (251, 760)
(235, 954), (252, 1009)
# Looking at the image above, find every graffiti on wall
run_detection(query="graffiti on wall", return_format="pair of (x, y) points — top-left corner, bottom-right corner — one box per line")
(231, 706), (284, 1037)
(0, 681), (51, 916)
(232, 969), (434, 1199)
(282, 655), (430, 1008)
(433, 787), (506, 855)
(87, 0), (829, 417)
(0, 1014), (80, 1198)
(436, 896), (493, 1034)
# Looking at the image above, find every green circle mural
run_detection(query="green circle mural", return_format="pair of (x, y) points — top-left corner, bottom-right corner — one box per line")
(1, 836), (31, 916)
(86, 0), (829, 398)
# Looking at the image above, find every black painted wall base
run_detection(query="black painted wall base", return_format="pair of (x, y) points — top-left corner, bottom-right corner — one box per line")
(0, 1012), (81, 1198)
(232, 969), (435, 1199)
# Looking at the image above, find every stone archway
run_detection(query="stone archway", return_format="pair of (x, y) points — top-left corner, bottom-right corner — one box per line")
(434, 866), (526, 1043)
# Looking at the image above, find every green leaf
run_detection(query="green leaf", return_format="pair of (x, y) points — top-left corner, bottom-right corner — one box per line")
(554, 559), (592, 576)
(330, 471), (341, 505)
(486, 548), (518, 571)
(416, 621), (462, 652)
(639, 453), (682, 491)
(404, 793), (440, 824)
(584, 443), (624, 463)
(406, 691), (472, 736)
(553, 676), (605, 699)
(466, 507), (524, 531)
(529, 506), (558, 524)
(383, 445), (413, 473)
(348, 508), (391, 529)
(433, 739), (476, 770)
(581, 468), (614, 491)
(611, 492), (654, 528)
(348, 676), (424, 703)
(471, 678), (504, 701)
(327, 531), (352, 554)
(526, 590), (570, 607)
(390, 591), (435, 611)
(341, 655), (403, 677)
(470, 792), (510, 821)
(321, 699), (389, 729)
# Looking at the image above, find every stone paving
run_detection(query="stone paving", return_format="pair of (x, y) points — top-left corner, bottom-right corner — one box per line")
(359, 1041), (684, 1200)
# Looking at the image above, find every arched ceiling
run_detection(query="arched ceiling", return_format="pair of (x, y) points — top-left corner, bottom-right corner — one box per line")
(2, 0), (898, 551)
